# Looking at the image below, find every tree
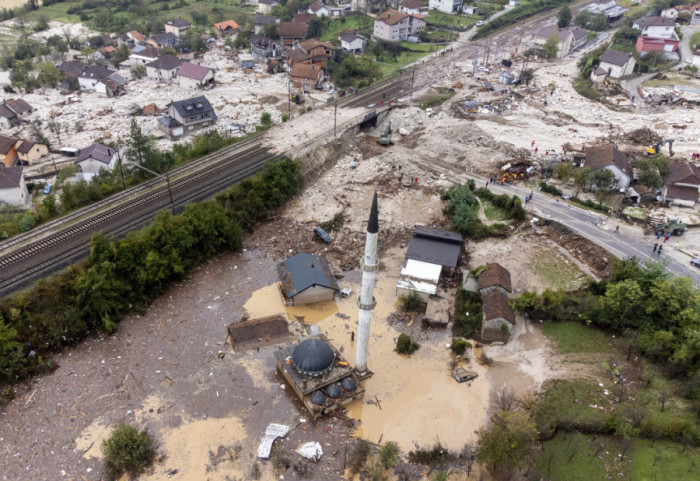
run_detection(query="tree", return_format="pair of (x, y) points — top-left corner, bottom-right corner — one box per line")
(544, 33), (559, 58)
(263, 22), (279, 40)
(260, 111), (273, 128)
(307, 17), (325, 38)
(477, 410), (537, 477)
(111, 43), (130, 68)
(574, 11), (591, 29)
(553, 162), (573, 182)
(102, 424), (156, 481)
(573, 166), (591, 194)
(33, 14), (50, 32)
(591, 168), (616, 203)
(558, 6), (572, 28)
(130, 63), (145, 79)
(600, 279), (644, 328)
(36, 62), (61, 88)
(590, 13), (609, 32)
(520, 68), (534, 85)
(636, 156), (670, 189)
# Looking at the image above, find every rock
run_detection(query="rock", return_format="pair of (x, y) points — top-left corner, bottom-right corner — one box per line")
(398, 128), (409, 136)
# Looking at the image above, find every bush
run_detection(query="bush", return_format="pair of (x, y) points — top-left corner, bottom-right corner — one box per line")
(102, 424), (156, 481)
(474, 0), (576, 38)
(400, 290), (424, 311)
(349, 441), (371, 475)
(454, 287), (483, 338)
(539, 181), (562, 196)
(570, 196), (611, 213)
(396, 333), (420, 355)
(450, 337), (472, 355)
(379, 441), (399, 468)
(408, 442), (453, 466)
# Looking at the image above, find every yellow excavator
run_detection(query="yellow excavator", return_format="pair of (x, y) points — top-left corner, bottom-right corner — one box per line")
(289, 89), (304, 105)
(646, 139), (673, 156)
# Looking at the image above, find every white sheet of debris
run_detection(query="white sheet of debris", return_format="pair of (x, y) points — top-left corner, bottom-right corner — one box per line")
(295, 441), (323, 461)
(257, 423), (290, 459)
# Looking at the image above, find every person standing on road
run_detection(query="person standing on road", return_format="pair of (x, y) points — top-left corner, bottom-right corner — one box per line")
(657, 231), (662, 240)
(525, 196), (529, 204)
(658, 245), (663, 256)
(675, 242), (679, 250)
(615, 225), (620, 234)
(653, 243), (658, 253)
(665, 233), (670, 243)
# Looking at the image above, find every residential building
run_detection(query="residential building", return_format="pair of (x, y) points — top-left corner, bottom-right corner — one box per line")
(405, 226), (462, 274)
(481, 292), (515, 342)
(338, 29), (367, 53)
(146, 54), (181, 82)
(508, 0), (520, 6)
(582, 144), (631, 192)
(396, 259), (442, 302)
(257, 0), (279, 14)
(77, 66), (125, 96)
(58, 60), (88, 78)
(213, 20), (241, 36)
(147, 32), (179, 49)
(239, 53), (256, 69)
(286, 48), (313, 67)
(177, 62), (215, 89)
(0, 99), (33, 129)
(663, 160), (700, 206)
(429, 0), (463, 14)
(0, 136), (19, 167)
(74, 143), (118, 180)
(159, 96), (217, 138)
(636, 35), (680, 55)
(308, 0), (330, 17)
(293, 13), (316, 25)
(0, 165), (29, 206)
(399, 0), (425, 15)
(164, 19), (191, 38)
(250, 35), (282, 64)
(463, 6), (477, 14)
(477, 263), (512, 296)
(632, 17), (675, 39)
(533, 26), (589, 58)
(298, 39), (335, 59)
(373, 9), (426, 42)
(129, 46), (161, 64)
(277, 252), (339, 305)
(96, 72), (126, 97)
(279, 22), (307, 46)
(126, 30), (145, 43)
(289, 63), (325, 91)
(591, 49), (636, 81)
(581, 1), (628, 23)
(15, 140), (48, 165)
(677, 3), (700, 24)
(254, 15), (278, 35)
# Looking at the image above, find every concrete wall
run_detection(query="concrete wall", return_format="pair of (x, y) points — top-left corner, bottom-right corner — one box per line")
(77, 158), (114, 175)
(481, 316), (512, 342)
(178, 70), (214, 89)
(396, 286), (431, 303)
(147, 66), (177, 82)
(289, 285), (335, 305)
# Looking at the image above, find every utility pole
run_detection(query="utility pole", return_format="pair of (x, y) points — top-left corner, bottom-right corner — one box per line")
(132, 163), (175, 215)
(410, 67), (415, 99)
(288, 80), (291, 115)
(116, 149), (126, 190)
(334, 99), (337, 138)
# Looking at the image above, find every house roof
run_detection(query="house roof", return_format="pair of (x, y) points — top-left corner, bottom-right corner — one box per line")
(635, 16), (675, 27)
(79, 66), (113, 80)
(166, 19), (191, 28)
(177, 62), (212, 81)
(585, 144), (628, 171)
(15, 140), (38, 154)
(338, 29), (364, 43)
(405, 225), (462, 268)
(255, 14), (278, 25)
(482, 292), (515, 324)
(149, 32), (178, 46)
(413, 13), (426, 19)
(128, 30), (145, 42)
(665, 160), (700, 186)
(677, 3), (700, 12)
(227, 315), (289, 350)
(293, 13), (316, 24)
(259, 0), (278, 4)
(0, 136), (19, 155)
(375, 9), (409, 26)
(98, 45), (117, 56)
(277, 252), (339, 298)
(593, 66), (607, 75)
(75, 143), (115, 165)
(287, 49), (312, 63)
(0, 103), (17, 120)
(666, 184), (698, 202)
(251, 35), (278, 48)
(477, 263), (512, 293)
(0, 100), (29, 117)
(535, 25), (588, 42)
(213, 20), (240, 31)
(599, 49), (632, 67)
(142, 103), (158, 115)
(308, 1), (325, 12)
(146, 54), (181, 71)
(289, 62), (324, 79)
(131, 46), (160, 58)
(300, 39), (335, 52)
(400, 0), (424, 9)
(171, 96), (214, 118)
(279, 22), (307, 37)
(0, 165), (23, 189)
(59, 60), (88, 76)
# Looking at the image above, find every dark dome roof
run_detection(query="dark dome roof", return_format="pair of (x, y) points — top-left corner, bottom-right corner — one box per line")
(341, 377), (357, 391)
(292, 339), (335, 377)
(326, 384), (341, 398)
(310, 391), (326, 405)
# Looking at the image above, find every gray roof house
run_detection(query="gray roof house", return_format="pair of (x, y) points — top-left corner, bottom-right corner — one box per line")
(146, 54), (181, 82)
(74, 143), (118, 179)
(277, 252), (340, 306)
(0, 165), (29, 206)
(164, 19), (191, 38)
(592, 49), (636, 80)
(158, 95), (216, 138)
(405, 226), (463, 269)
(534, 26), (589, 58)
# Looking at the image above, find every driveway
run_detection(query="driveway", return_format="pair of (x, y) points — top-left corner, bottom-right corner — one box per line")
(621, 72), (656, 101)
(679, 23), (700, 63)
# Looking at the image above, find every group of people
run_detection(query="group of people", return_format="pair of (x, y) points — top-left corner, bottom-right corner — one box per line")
(692, 153), (699, 160)
(530, 140), (566, 156)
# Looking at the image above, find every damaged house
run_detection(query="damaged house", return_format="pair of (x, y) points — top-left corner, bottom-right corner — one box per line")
(158, 95), (216, 138)
(277, 252), (339, 306)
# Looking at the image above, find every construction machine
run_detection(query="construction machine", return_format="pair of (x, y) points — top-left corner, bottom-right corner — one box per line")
(652, 217), (687, 236)
(377, 121), (393, 146)
(646, 139), (674, 157)
(289, 89), (304, 105)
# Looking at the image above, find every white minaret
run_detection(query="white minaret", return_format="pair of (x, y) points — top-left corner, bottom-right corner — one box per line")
(355, 191), (379, 375)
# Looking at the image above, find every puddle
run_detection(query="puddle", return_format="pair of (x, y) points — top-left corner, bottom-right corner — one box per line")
(242, 282), (339, 323)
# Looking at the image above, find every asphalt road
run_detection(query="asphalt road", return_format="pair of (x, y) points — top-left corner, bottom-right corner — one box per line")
(487, 181), (700, 283)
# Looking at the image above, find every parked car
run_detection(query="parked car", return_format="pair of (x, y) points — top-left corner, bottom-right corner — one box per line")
(691, 258), (700, 268)
(453, 367), (478, 383)
(313, 226), (332, 243)
(476, 20), (485, 27)
(43, 184), (52, 195)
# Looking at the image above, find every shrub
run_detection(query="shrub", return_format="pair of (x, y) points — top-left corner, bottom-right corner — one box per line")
(454, 287), (483, 338)
(570, 196), (611, 213)
(408, 442), (453, 466)
(102, 424), (156, 481)
(400, 290), (424, 311)
(539, 181), (562, 196)
(379, 441), (399, 468)
(349, 442), (371, 475)
(396, 333), (420, 355)
(450, 337), (472, 355)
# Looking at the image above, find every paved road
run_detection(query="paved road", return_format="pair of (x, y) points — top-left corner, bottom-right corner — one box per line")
(679, 23), (700, 63)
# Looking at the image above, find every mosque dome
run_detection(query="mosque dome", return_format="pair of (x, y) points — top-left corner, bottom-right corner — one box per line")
(292, 338), (335, 377)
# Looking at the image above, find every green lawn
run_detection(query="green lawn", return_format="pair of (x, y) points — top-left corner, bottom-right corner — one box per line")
(541, 321), (614, 354)
(482, 200), (508, 221)
(691, 31), (700, 52)
(320, 15), (374, 42)
(425, 10), (477, 28)
(373, 42), (436, 75)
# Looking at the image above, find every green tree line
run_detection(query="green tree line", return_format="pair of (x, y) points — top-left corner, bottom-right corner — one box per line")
(474, 0), (576, 39)
(0, 158), (302, 396)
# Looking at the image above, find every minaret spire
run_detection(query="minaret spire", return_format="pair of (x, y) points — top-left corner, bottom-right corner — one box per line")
(355, 191), (379, 376)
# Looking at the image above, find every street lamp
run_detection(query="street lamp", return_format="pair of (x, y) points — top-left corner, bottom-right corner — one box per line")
(131, 162), (175, 215)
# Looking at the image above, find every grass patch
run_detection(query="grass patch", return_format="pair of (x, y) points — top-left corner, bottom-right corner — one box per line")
(418, 86), (456, 110)
(320, 15), (374, 42)
(536, 433), (630, 481)
(372, 42), (435, 76)
(453, 286), (482, 338)
(530, 253), (589, 291)
(632, 439), (700, 479)
(425, 11), (477, 29)
(691, 31), (700, 52)
(481, 199), (508, 221)
(541, 321), (615, 354)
